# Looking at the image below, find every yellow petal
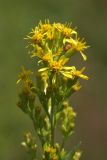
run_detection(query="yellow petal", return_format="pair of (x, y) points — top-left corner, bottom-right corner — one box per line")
(60, 71), (73, 79)
(62, 66), (76, 71)
(79, 74), (89, 80)
(80, 52), (87, 61)
(38, 67), (48, 72)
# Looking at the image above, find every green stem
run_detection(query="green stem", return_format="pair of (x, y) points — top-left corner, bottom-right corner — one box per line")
(50, 73), (55, 147)
(30, 112), (44, 147)
(50, 99), (54, 146)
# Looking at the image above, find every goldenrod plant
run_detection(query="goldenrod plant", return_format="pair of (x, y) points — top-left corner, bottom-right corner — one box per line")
(17, 20), (89, 160)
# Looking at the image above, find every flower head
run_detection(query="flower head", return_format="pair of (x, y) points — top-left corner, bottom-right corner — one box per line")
(64, 38), (89, 60)
(27, 20), (88, 63)
(27, 20), (89, 91)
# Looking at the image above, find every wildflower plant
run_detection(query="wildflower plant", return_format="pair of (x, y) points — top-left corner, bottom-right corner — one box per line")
(17, 20), (89, 160)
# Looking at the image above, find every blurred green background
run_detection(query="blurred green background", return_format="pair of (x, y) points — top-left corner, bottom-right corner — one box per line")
(0, 0), (107, 159)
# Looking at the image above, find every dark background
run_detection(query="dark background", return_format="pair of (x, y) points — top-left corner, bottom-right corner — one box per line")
(0, 0), (107, 159)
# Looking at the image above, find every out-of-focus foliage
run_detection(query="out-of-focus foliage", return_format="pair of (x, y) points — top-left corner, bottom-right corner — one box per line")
(0, 0), (107, 160)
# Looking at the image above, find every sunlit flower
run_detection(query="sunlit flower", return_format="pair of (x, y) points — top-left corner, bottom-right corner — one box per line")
(62, 26), (73, 37)
(31, 31), (43, 43)
(27, 20), (89, 94)
(46, 29), (55, 40)
(42, 53), (52, 62)
(72, 67), (89, 80)
(40, 22), (52, 33)
(31, 45), (44, 58)
(64, 38), (89, 60)
(50, 61), (63, 71)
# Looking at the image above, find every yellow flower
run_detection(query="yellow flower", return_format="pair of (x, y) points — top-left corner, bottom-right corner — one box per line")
(27, 21), (89, 81)
(73, 67), (89, 80)
(46, 29), (55, 40)
(31, 45), (44, 58)
(64, 38), (89, 60)
(27, 21), (89, 63)
(75, 39), (88, 60)
(50, 61), (63, 71)
(40, 23), (52, 33)
(53, 23), (64, 32)
(62, 27), (73, 37)
(42, 53), (52, 62)
(17, 67), (33, 84)
(31, 31), (43, 43)
(44, 144), (57, 154)
(60, 66), (88, 80)
(53, 22), (77, 38)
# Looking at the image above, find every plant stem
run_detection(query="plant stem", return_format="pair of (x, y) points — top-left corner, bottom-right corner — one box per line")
(30, 114), (44, 147)
(50, 98), (54, 146)
(48, 72), (56, 147)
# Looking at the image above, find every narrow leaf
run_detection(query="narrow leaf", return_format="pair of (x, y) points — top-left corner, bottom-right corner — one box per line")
(38, 67), (48, 72)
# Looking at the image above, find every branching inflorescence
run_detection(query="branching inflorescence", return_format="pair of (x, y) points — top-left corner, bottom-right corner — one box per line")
(17, 20), (89, 160)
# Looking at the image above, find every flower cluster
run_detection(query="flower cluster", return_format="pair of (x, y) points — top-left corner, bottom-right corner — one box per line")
(28, 20), (88, 68)
(17, 20), (89, 160)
